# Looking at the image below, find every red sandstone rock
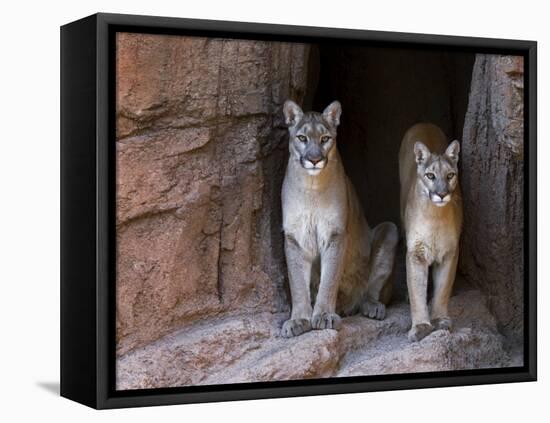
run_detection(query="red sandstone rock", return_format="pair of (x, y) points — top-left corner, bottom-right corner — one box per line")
(116, 33), (310, 355)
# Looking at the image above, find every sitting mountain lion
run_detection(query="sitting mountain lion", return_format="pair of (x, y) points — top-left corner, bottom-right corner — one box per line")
(280, 100), (398, 337)
(399, 123), (463, 342)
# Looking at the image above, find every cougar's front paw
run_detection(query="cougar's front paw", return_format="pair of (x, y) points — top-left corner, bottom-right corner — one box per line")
(311, 312), (342, 330)
(432, 317), (452, 332)
(281, 318), (312, 338)
(408, 323), (433, 342)
(362, 300), (386, 320)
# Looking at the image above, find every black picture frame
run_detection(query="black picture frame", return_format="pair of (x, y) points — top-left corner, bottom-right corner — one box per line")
(60, 12), (537, 409)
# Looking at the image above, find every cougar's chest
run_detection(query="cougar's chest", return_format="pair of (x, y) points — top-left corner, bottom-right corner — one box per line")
(282, 184), (346, 254)
(406, 210), (460, 265)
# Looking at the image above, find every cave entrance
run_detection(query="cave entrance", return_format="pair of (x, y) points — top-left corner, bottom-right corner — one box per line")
(306, 44), (475, 228)
(301, 44), (476, 303)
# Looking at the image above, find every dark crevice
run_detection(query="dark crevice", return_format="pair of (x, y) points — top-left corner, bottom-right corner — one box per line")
(308, 45), (475, 300)
(116, 204), (181, 230)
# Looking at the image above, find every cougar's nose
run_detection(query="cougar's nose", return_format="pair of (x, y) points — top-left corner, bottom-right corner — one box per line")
(309, 156), (323, 165)
(437, 191), (449, 198)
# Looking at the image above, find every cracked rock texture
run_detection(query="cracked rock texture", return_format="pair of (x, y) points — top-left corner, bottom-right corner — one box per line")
(116, 33), (310, 355)
(460, 55), (525, 343)
(117, 288), (517, 389)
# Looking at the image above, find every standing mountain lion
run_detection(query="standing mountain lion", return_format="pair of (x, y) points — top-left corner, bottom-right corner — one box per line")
(280, 100), (398, 338)
(399, 123), (463, 342)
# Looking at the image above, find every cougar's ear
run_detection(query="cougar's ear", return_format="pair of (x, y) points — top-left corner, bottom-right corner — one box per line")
(283, 100), (303, 128)
(414, 141), (431, 166)
(323, 100), (342, 127)
(445, 140), (460, 164)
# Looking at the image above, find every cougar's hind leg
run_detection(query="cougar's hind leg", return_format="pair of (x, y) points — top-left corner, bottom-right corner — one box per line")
(361, 222), (398, 320)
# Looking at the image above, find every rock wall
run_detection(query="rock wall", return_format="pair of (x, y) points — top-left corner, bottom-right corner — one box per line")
(116, 33), (310, 355)
(459, 55), (525, 341)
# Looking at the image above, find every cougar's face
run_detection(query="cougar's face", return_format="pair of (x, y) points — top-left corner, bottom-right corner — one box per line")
(283, 100), (342, 176)
(414, 140), (460, 207)
(292, 118), (336, 176)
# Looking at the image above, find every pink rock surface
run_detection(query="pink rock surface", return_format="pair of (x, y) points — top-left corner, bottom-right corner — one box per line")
(116, 288), (516, 390)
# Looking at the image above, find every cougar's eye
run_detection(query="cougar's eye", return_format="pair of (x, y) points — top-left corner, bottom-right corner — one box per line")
(297, 135), (307, 143)
(425, 172), (435, 180)
(321, 135), (331, 144)
(447, 172), (456, 180)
